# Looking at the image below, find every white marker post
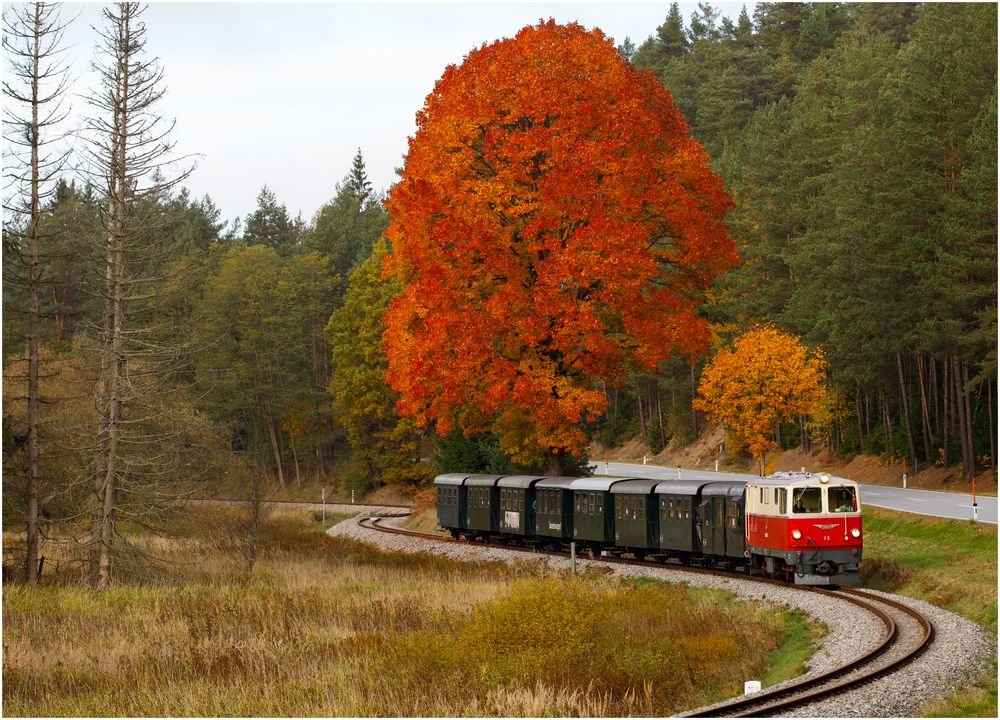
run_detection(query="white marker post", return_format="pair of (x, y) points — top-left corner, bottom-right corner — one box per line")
(744, 680), (761, 695)
(321, 487), (326, 522)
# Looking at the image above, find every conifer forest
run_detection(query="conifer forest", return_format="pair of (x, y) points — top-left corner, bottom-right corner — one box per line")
(3, 2), (996, 587)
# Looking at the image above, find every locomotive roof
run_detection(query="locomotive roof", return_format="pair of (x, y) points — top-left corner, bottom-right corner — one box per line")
(750, 471), (860, 488)
(569, 477), (630, 492)
(610, 478), (661, 494)
(433, 473), (478, 486)
(653, 479), (713, 495)
(700, 481), (749, 497)
(497, 475), (546, 488)
(464, 474), (506, 487)
(534, 476), (578, 489)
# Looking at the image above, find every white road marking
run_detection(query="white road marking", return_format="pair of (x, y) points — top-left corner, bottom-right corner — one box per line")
(905, 498), (928, 502)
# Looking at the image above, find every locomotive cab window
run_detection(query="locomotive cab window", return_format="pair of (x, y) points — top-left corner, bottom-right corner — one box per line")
(792, 487), (822, 513)
(830, 486), (857, 513)
(777, 488), (787, 514)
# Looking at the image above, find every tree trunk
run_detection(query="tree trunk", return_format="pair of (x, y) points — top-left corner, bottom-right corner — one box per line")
(864, 393), (871, 437)
(854, 389), (865, 446)
(267, 418), (286, 486)
(24, 9), (41, 584)
(656, 382), (666, 449)
(960, 359), (976, 481)
(916, 354), (932, 464)
(637, 379), (647, 438)
(942, 356), (950, 469)
(988, 378), (995, 472)
(97, 201), (126, 591)
(929, 353), (939, 436)
(881, 393), (894, 458)
(952, 357), (969, 480)
(897, 353), (918, 474)
(690, 365), (698, 439)
(547, 448), (566, 476)
(287, 423), (302, 486)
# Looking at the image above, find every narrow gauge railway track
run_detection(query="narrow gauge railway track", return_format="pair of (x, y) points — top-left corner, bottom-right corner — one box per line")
(356, 513), (936, 718)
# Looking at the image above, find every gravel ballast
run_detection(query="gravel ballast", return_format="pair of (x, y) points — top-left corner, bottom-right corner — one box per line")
(328, 510), (996, 718)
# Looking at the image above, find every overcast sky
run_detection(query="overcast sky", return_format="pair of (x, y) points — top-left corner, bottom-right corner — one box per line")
(37, 1), (753, 227)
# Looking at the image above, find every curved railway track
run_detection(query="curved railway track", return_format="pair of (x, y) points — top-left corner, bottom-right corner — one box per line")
(356, 511), (936, 718)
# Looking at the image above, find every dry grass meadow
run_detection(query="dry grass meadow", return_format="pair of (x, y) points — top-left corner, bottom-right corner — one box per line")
(2, 505), (821, 717)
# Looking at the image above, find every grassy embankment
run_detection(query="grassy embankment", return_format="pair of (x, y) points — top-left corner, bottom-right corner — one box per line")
(861, 506), (998, 717)
(3, 507), (819, 717)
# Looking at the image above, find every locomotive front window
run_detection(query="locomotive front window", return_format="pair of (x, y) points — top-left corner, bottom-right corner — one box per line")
(830, 486), (858, 513)
(792, 487), (822, 513)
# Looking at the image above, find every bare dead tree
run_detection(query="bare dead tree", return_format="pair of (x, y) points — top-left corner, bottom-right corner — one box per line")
(80, 2), (195, 589)
(3, 1), (74, 584)
(215, 458), (275, 574)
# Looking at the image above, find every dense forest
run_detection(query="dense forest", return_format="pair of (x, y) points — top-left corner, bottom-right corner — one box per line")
(2, 3), (996, 584)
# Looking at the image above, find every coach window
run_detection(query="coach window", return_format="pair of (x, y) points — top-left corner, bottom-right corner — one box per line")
(615, 495), (622, 520)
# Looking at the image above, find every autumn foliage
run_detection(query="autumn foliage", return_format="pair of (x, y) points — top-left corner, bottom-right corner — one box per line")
(694, 326), (827, 472)
(383, 21), (736, 468)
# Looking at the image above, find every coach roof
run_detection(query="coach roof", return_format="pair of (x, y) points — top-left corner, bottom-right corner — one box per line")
(433, 473), (477, 486)
(570, 477), (630, 492)
(464, 474), (505, 487)
(610, 478), (661, 494)
(497, 475), (546, 488)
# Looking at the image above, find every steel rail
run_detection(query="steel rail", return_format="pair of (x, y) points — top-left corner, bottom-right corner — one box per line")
(354, 512), (935, 718)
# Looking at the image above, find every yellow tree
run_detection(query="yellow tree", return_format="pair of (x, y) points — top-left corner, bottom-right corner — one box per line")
(694, 327), (827, 475)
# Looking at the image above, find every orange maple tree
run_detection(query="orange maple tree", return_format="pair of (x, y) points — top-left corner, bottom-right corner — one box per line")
(694, 326), (828, 475)
(382, 21), (736, 472)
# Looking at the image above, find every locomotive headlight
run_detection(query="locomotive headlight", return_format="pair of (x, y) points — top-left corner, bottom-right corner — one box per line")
(851, 528), (861, 538)
(792, 530), (802, 540)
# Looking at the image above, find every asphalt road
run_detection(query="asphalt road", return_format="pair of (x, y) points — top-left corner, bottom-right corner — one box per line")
(592, 461), (997, 525)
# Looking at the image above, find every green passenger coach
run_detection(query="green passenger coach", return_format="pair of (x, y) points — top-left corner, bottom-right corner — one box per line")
(497, 475), (545, 536)
(534, 476), (576, 541)
(434, 473), (475, 537)
(464, 475), (504, 538)
(611, 478), (660, 558)
(571, 477), (629, 548)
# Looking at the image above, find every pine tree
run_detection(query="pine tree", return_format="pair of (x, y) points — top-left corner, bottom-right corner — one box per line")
(243, 186), (299, 252)
(657, 3), (688, 57)
(302, 151), (388, 282)
(2, 0), (74, 583)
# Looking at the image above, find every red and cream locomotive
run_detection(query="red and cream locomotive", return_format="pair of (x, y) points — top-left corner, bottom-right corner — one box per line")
(745, 471), (862, 585)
